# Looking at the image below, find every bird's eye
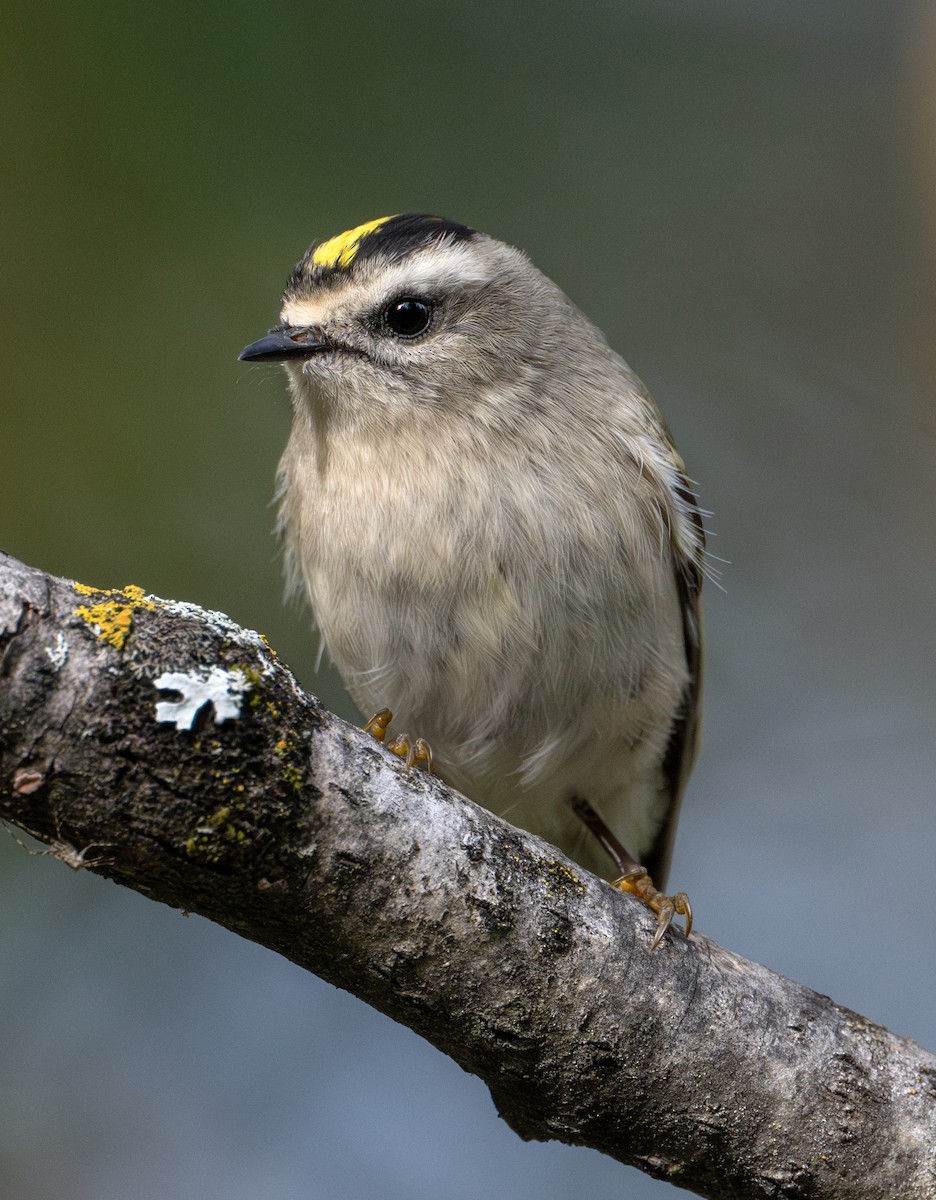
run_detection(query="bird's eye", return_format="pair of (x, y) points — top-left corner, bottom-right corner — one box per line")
(383, 298), (433, 338)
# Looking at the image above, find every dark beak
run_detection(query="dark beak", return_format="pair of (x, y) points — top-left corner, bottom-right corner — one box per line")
(238, 326), (329, 362)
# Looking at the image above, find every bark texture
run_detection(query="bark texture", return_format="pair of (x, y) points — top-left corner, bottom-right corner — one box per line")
(1, 550), (934, 1200)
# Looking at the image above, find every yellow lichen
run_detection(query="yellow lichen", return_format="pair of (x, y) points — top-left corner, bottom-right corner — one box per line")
(73, 582), (156, 650)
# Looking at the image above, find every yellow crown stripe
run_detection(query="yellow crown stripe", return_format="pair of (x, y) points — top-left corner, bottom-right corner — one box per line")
(311, 215), (398, 270)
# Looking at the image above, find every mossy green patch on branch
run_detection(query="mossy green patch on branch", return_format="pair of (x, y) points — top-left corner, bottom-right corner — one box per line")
(274, 728), (306, 792)
(185, 796), (253, 862)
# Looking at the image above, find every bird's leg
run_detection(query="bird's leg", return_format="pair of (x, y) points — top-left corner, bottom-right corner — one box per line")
(572, 796), (692, 951)
(363, 708), (433, 773)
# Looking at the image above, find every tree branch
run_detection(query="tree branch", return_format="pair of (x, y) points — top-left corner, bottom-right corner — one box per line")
(1, 550), (934, 1200)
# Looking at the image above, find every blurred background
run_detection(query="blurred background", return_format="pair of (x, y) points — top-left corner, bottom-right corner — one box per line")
(2, 1), (934, 1196)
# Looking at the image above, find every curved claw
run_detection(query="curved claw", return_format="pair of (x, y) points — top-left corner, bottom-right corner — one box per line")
(412, 738), (432, 773)
(612, 868), (693, 952)
(386, 733), (433, 774)
(364, 708), (394, 742)
(650, 902), (674, 953)
(672, 892), (692, 939)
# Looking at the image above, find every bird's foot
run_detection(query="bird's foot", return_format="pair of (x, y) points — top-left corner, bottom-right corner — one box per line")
(572, 796), (692, 951)
(363, 708), (433, 773)
(612, 868), (692, 952)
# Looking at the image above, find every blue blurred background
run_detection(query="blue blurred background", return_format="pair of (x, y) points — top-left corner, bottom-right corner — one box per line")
(2, 2), (934, 1197)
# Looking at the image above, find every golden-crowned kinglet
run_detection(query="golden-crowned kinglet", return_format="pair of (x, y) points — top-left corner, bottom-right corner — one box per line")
(239, 214), (704, 947)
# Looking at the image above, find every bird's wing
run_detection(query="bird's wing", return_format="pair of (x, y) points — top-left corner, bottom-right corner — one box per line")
(644, 472), (705, 887)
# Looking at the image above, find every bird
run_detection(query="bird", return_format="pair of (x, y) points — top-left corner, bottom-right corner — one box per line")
(239, 214), (705, 948)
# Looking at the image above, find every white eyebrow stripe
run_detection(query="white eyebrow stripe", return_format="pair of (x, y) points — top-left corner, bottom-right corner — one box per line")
(281, 241), (495, 326)
(356, 242), (494, 295)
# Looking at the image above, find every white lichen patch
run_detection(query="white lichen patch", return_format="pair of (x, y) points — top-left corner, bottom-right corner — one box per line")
(153, 667), (253, 731)
(150, 596), (277, 676)
(46, 632), (69, 670)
